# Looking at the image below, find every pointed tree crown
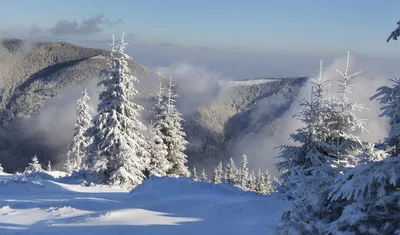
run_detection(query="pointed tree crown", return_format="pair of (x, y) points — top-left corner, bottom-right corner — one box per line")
(85, 34), (149, 188)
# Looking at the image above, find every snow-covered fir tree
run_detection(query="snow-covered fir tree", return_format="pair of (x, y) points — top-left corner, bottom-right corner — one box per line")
(255, 169), (269, 195)
(67, 88), (94, 170)
(275, 56), (368, 234)
(64, 155), (74, 173)
(146, 79), (171, 177)
(159, 75), (190, 177)
(276, 56), (367, 193)
(0, 163), (3, 173)
(85, 35), (149, 188)
(255, 169), (275, 195)
(47, 161), (52, 171)
(200, 168), (208, 182)
(212, 161), (224, 184)
(191, 166), (199, 181)
(275, 60), (333, 189)
(152, 78), (167, 121)
(328, 51), (367, 169)
(247, 171), (256, 191)
(239, 154), (249, 190)
(370, 77), (400, 156)
(224, 158), (238, 185)
(328, 156), (400, 234)
(146, 122), (170, 177)
(325, 74), (400, 235)
(356, 141), (388, 164)
(24, 154), (43, 174)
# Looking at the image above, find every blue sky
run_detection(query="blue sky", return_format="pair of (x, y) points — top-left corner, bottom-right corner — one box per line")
(1, 0), (400, 56)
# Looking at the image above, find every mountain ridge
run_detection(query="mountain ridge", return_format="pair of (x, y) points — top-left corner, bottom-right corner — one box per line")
(0, 39), (308, 173)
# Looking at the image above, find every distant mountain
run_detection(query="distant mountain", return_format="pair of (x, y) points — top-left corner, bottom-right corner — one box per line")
(185, 76), (306, 171)
(0, 39), (307, 172)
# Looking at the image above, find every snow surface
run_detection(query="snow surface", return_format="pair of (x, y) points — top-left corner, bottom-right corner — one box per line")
(0, 172), (287, 235)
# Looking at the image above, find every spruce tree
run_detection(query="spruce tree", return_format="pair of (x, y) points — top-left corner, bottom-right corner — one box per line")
(255, 169), (275, 195)
(68, 88), (94, 170)
(147, 79), (171, 177)
(239, 154), (249, 190)
(191, 166), (199, 181)
(147, 122), (170, 177)
(275, 60), (334, 189)
(328, 157), (400, 234)
(325, 74), (400, 234)
(274, 58), (364, 234)
(0, 163), (3, 173)
(255, 169), (266, 195)
(212, 161), (224, 184)
(328, 51), (367, 169)
(86, 35), (149, 188)
(47, 161), (52, 171)
(276, 55), (375, 235)
(247, 171), (256, 192)
(370, 77), (400, 156)
(24, 154), (43, 174)
(224, 158), (238, 185)
(264, 169), (275, 194)
(326, 29), (400, 234)
(356, 141), (388, 164)
(64, 154), (74, 173)
(200, 168), (208, 182)
(161, 76), (190, 177)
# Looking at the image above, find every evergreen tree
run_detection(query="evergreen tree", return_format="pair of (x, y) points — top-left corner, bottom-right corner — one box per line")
(24, 154), (43, 174)
(64, 154), (74, 173)
(153, 78), (168, 121)
(85, 35), (149, 188)
(275, 60), (334, 189)
(370, 77), (400, 156)
(255, 169), (266, 195)
(239, 154), (249, 190)
(0, 163), (3, 173)
(356, 141), (388, 164)
(325, 73), (400, 234)
(275, 56), (368, 234)
(328, 157), (400, 234)
(264, 169), (275, 194)
(147, 79), (171, 177)
(146, 122), (170, 177)
(161, 76), (190, 177)
(255, 169), (275, 195)
(276, 56), (366, 194)
(47, 161), (52, 171)
(247, 171), (256, 192)
(68, 88), (93, 170)
(200, 168), (208, 182)
(212, 161), (224, 184)
(191, 166), (199, 181)
(224, 158), (238, 185)
(328, 51), (367, 169)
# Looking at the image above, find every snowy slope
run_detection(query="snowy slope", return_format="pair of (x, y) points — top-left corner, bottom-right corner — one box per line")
(0, 172), (287, 235)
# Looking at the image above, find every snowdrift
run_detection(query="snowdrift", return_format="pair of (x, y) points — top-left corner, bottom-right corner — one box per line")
(0, 173), (287, 234)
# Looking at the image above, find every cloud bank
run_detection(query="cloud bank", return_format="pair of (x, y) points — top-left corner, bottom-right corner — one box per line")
(30, 14), (123, 37)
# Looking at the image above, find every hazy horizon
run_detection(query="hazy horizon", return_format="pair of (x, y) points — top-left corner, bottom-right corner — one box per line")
(1, 1), (400, 81)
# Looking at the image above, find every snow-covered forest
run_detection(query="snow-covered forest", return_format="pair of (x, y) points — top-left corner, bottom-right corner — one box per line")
(0, 13), (400, 235)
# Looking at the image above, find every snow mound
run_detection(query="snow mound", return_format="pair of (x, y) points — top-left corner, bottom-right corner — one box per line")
(0, 174), (286, 235)
(132, 176), (246, 197)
